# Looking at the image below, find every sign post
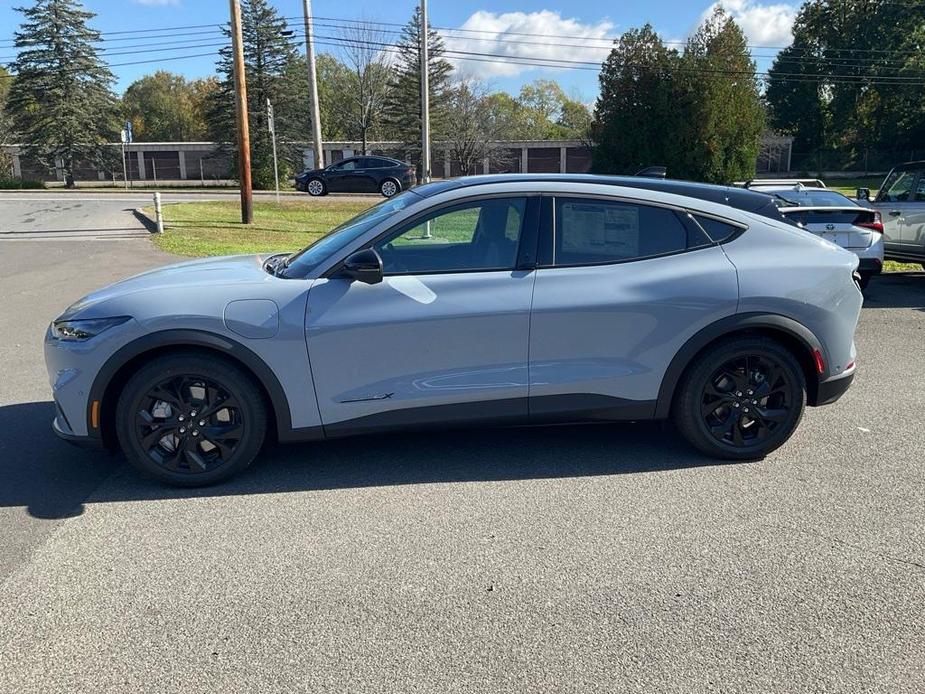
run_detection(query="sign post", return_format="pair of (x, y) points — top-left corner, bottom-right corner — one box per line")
(120, 120), (133, 190)
(267, 98), (280, 204)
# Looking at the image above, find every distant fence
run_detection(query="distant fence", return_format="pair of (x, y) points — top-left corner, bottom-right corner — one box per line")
(3, 133), (807, 183)
(789, 149), (924, 176)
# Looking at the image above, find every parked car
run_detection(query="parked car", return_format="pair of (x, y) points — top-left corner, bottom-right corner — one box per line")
(295, 156), (416, 198)
(858, 161), (925, 267)
(46, 174), (862, 486)
(753, 185), (884, 289)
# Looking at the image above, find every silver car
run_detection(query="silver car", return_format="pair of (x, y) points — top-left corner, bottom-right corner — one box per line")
(45, 175), (863, 486)
(861, 161), (925, 266)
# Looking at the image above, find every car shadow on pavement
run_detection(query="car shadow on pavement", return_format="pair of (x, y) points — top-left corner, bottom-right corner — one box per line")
(864, 272), (925, 309)
(0, 401), (733, 520)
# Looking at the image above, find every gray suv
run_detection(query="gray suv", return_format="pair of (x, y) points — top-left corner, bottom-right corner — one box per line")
(860, 161), (925, 266)
(45, 175), (863, 486)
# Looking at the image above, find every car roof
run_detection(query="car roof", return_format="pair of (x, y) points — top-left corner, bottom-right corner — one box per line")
(412, 174), (783, 215)
(889, 160), (925, 172)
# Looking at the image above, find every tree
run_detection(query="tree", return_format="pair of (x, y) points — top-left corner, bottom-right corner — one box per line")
(766, 0), (925, 170)
(381, 6), (453, 179)
(338, 20), (393, 154)
(678, 7), (764, 183)
(6, 0), (118, 187)
(591, 25), (681, 175)
(0, 66), (14, 176)
(444, 81), (514, 175)
(209, 0), (301, 189)
(122, 72), (216, 142)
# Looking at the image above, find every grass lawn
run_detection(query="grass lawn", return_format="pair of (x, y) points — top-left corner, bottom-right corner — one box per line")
(147, 199), (375, 256)
(825, 176), (883, 198)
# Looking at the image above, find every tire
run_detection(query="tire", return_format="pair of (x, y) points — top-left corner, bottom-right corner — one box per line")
(116, 353), (267, 486)
(306, 178), (326, 196)
(672, 336), (806, 461)
(379, 178), (400, 198)
(858, 272), (871, 290)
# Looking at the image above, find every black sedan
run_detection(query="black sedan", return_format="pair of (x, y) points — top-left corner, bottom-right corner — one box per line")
(295, 156), (416, 198)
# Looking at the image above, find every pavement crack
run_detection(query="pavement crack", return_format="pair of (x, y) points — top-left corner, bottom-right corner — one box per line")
(768, 523), (925, 571)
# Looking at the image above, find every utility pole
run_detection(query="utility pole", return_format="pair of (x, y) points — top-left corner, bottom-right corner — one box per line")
(420, 0), (431, 183)
(302, 0), (324, 170)
(229, 0), (253, 224)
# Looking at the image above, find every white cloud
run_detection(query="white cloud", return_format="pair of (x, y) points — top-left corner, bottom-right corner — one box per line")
(441, 10), (615, 80)
(699, 0), (797, 46)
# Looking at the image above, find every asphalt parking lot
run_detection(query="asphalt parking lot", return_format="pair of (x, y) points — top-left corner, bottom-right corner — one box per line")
(0, 209), (923, 692)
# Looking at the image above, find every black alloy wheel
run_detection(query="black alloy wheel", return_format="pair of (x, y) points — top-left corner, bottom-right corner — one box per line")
(117, 354), (267, 486)
(700, 353), (792, 447)
(134, 375), (244, 474)
(673, 337), (806, 460)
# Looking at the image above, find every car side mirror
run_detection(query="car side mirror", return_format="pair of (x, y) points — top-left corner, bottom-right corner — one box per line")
(856, 187), (870, 201)
(339, 249), (383, 285)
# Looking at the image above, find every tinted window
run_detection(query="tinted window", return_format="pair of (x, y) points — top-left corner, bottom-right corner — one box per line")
(772, 190), (857, 207)
(375, 197), (526, 274)
(693, 215), (742, 243)
(367, 158), (394, 168)
(553, 199), (689, 265)
(333, 159), (358, 171)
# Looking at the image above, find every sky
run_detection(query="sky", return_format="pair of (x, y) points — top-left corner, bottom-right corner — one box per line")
(0, 0), (800, 99)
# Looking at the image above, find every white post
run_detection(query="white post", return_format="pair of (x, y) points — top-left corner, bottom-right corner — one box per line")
(420, 0), (431, 183)
(152, 158), (158, 184)
(521, 147), (528, 173)
(153, 192), (164, 234)
(560, 146), (567, 173)
(267, 98), (280, 204)
(136, 150), (146, 180)
(178, 150), (187, 180)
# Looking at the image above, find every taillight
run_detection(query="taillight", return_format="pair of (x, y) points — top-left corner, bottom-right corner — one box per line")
(812, 348), (826, 375)
(857, 211), (883, 233)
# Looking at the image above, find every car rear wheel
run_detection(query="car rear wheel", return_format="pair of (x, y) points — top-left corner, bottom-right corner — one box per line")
(306, 178), (326, 196)
(672, 336), (806, 460)
(116, 354), (267, 486)
(380, 179), (399, 198)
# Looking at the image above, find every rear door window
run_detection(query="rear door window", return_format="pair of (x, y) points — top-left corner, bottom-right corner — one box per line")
(551, 198), (694, 266)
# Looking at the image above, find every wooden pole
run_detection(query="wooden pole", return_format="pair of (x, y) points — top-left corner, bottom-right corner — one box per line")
(230, 0), (253, 224)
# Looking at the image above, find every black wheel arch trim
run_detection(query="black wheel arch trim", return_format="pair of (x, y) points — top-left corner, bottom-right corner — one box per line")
(654, 312), (826, 419)
(87, 329), (293, 441)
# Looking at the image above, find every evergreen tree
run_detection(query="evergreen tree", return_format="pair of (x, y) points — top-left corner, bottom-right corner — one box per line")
(678, 8), (764, 183)
(381, 6), (452, 179)
(6, 0), (118, 187)
(591, 25), (681, 175)
(208, 0), (301, 189)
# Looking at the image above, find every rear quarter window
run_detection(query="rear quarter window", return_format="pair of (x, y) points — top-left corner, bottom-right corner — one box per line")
(693, 215), (743, 243)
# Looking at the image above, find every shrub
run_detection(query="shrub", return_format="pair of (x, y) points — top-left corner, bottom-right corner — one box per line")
(0, 177), (45, 189)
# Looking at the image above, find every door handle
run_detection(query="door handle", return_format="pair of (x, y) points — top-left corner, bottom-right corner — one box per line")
(889, 210), (902, 217)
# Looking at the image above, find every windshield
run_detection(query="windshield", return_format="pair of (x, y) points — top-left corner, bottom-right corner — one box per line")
(282, 190), (421, 277)
(772, 190), (857, 208)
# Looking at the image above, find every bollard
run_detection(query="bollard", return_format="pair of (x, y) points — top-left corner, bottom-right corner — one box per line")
(153, 191), (164, 234)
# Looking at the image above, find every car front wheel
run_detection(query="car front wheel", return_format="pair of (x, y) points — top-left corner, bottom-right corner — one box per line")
(306, 178), (326, 196)
(672, 336), (806, 460)
(116, 353), (267, 486)
(380, 179), (399, 198)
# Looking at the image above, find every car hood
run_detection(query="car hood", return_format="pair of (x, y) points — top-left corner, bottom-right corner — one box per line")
(59, 254), (278, 320)
(295, 169), (324, 179)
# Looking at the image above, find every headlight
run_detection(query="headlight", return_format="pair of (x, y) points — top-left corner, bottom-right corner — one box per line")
(51, 316), (130, 341)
